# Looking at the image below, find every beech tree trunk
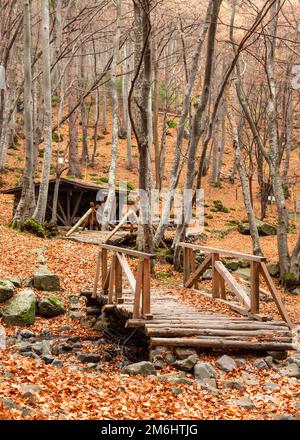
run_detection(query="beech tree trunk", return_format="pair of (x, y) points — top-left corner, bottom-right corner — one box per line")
(32, 0), (52, 225)
(101, 0), (121, 230)
(153, 1), (213, 247)
(173, 0), (222, 268)
(12, 0), (36, 228)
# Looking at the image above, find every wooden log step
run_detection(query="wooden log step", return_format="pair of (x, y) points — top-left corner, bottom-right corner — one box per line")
(145, 327), (291, 338)
(150, 337), (295, 351)
(145, 321), (283, 331)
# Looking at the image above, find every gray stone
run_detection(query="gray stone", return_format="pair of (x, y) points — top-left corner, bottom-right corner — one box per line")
(33, 267), (60, 291)
(70, 311), (86, 321)
(172, 354), (199, 372)
(171, 388), (183, 396)
(234, 397), (256, 409)
(235, 358), (247, 368)
(267, 351), (288, 362)
(221, 380), (246, 392)
(165, 353), (176, 365)
(121, 361), (156, 376)
(171, 377), (194, 385)
(154, 372), (187, 383)
(264, 381), (280, 391)
(253, 358), (269, 370)
(37, 295), (65, 318)
(42, 355), (55, 365)
(236, 268), (251, 281)
(201, 269), (212, 280)
(264, 356), (274, 368)
(23, 278), (33, 288)
(290, 288), (300, 296)
(6, 276), (22, 288)
(0, 279), (15, 303)
(16, 342), (32, 353)
(1, 289), (36, 326)
(266, 262), (280, 277)
(196, 379), (219, 395)
(276, 415), (296, 420)
(215, 355), (237, 372)
(287, 355), (300, 368)
(19, 330), (35, 339)
(32, 342), (43, 355)
(19, 384), (42, 394)
(293, 402), (300, 410)
(194, 362), (218, 380)
(78, 353), (101, 363)
(174, 347), (197, 360)
(224, 259), (240, 271)
(245, 379), (259, 386)
(52, 359), (63, 368)
(0, 397), (30, 417)
(280, 363), (300, 379)
(85, 363), (98, 370)
(153, 359), (165, 370)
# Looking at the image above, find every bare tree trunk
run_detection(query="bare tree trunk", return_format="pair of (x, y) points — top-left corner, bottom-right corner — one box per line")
(32, 0), (52, 224)
(101, 0), (121, 230)
(228, 100), (262, 256)
(12, 0), (35, 228)
(129, 0), (154, 253)
(153, 1), (213, 247)
(173, 0), (222, 268)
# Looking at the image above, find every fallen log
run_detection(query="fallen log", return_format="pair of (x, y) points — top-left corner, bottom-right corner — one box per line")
(150, 337), (296, 351)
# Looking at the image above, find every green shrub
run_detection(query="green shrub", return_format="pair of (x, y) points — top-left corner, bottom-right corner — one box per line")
(213, 200), (230, 213)
(167, 119), (177, 129)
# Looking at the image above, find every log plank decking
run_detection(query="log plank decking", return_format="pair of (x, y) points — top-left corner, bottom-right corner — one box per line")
(89, 244), (297, 353)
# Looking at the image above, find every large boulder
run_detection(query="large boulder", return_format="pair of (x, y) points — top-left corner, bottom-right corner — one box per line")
(238, 219), (277, 236)
(0, 280), (15, 303)
(37, 295), (65, 318)
(267, 262), (280, 277)
(1, 289), (36, 326)
(121, 361), (156, 376)
(33, 267), (60, 291)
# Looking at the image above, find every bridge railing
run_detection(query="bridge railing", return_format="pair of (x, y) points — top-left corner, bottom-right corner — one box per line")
(179, 243), (293, 328)
(93, 243), (154, 320)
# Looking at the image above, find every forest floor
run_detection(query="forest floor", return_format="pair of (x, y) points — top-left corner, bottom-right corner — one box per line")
(0, 111), (299, 419)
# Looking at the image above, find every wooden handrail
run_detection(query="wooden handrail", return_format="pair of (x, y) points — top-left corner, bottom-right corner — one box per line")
(179, 243), (266, 262)
(99, 243), (154, 259)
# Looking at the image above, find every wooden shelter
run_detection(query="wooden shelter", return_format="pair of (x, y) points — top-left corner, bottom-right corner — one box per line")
(0, 178), (128, 227)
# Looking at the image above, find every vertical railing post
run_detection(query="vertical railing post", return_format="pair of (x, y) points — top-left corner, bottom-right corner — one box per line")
(250, 261), (260, 314)
(183, 246), (191, 285)
(133, 260), (144, 319)
(212, 253), (220, 298)
(101, 248), (108, 294)
(189, 249), (198, 289)
(92, 250), (101, 298)
(108, 254), (117, 304)
(115, 253), (123, 303)
(142, 257), (151, 317)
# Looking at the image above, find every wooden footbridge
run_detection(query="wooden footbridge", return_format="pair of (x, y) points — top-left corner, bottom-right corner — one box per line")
(89, 243), (297, 352)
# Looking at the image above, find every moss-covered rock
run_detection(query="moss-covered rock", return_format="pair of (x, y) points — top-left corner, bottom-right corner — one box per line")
(238, 219), (277, 236)
(24, 219), (47, 238)
(33, 267), (60, 291)
(0, 280), (15, 303)
(37, 295), (65, 318)
(1, 289), (36, 326)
